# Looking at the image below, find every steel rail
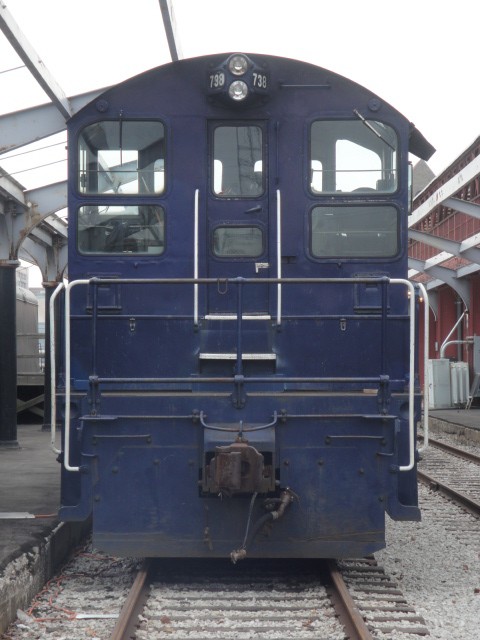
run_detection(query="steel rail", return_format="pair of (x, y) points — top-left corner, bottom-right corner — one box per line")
(326, 559), (374, 640)
(418, 469), (480, 517)
(419, 435), (480, 465)
(109, 559), (151, 640)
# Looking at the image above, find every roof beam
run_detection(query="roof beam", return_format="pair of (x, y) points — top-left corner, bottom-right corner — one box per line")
(408, 229), (480, 264)
(444, 197), (480, 220)
(159, 0), (183, 61)
(0, 2), (72, 119)
(24, 181), (67, 217)
(0, 89), (105, 154)
(408, 258), (470, 309)
(409, 154), (480, 226)
(20, 235), (67, 282)
(0, 168), (25, 205)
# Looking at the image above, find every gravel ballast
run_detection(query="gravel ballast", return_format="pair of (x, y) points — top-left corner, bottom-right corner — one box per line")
(376, 482), (480, 639)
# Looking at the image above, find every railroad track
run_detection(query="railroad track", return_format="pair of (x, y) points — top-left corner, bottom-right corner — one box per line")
(7, 433), (480, 639)
(110, 557), (430, 639)
(2, 549), (430, 639)
(418, 435), (480, 516)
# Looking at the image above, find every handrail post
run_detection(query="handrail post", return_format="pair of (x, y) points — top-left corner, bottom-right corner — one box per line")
(276, 189), (282, 326)
(49, 282), (64, 455)
(380, 277), (388, 376)
(235, 279), (244, 377)
(232, 278), (246, 408)
(91, 281), (99, 415)
(63, 280), (90, 473)
(417, 283), (429, 452)
(390, 279), (415, 472)
(194, 189), (199, 325)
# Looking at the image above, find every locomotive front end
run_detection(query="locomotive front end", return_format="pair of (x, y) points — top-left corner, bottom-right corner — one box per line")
(54, 52), (434, 559)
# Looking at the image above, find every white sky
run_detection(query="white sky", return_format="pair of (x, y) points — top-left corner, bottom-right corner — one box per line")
(0, 0), (478, 185)
(0, 0), (478, 283)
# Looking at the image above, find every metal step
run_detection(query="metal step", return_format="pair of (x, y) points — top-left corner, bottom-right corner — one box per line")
(199, 352), (276, 360)
(204, 314), (271, 321)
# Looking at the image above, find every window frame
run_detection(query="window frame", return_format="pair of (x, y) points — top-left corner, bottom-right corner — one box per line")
(77, 119), (166, 196)
(76, 203), (166, 256)
(211, 223), (265, 259)
(210, 122), (265, 199)
(309, 118), (399, 196)
(309, 204), (400, 260)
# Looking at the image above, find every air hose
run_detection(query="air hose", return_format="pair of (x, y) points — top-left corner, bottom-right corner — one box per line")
(230, 488), (295, 563)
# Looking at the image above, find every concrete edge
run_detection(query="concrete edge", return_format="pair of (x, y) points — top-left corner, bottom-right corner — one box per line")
(426, 416), (480, 446)
(0, 519), (91, 635)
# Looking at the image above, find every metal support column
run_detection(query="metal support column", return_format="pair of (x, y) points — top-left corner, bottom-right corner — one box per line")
(0, 261), (19, 447)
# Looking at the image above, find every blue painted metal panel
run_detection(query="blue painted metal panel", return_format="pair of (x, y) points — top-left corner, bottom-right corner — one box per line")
(56, 52), (425, 559)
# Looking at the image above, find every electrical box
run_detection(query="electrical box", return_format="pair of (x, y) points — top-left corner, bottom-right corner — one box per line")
(427, 359), (451, 409)
(450, 362), (469, 407)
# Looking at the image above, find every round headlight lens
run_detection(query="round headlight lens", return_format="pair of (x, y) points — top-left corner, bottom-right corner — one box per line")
(228, 80), (249, 101)
(228, 55), (249, 76)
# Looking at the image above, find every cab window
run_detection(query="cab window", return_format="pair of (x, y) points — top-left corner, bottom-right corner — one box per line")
(77, 205), (165, 255)
(310, 120), (397, 194)
(311, 205), (398, 258)
(78, 121), (165, 194)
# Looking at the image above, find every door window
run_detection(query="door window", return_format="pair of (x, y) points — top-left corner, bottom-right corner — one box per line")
(212, 125), (263, 197)
(212, 226), (263, 257)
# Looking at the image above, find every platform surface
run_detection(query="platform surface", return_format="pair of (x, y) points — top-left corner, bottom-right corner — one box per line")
(0, 424), (61, 571)
(428, 407), (480, 431)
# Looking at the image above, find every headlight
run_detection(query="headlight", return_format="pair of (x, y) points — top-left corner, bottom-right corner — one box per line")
(228, 80), (249, 101)
(207, 54), (269, 107)
(228, 55), (249, 76)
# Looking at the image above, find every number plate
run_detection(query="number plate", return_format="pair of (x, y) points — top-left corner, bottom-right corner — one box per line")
(252, 72), (268, 90)
(209, 71), (225, 90)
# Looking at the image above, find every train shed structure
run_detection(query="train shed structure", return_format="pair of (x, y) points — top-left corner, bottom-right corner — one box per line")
(0, 168), (68, 444)
(409, 137), (480, 409)
(0, 0), (479, 438)
(0, 0), (179, 447)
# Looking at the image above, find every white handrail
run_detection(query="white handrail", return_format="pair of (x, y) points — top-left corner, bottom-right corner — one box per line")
(194, 189), (199, 325)
(276, 189), (282, 325)
(390, 279), (416, 472)
(63, 279), (90, 472)
(59, 275), (418, 473)
(49, 282), (65, 455)
(417, 282), (429, 452)
(440, 309), (467, 357)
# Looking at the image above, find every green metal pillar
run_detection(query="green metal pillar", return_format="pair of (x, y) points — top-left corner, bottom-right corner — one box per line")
(0, 261), (19, 447)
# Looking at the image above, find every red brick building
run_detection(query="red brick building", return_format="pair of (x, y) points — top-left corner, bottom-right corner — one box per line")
(409, 137), (480, 405)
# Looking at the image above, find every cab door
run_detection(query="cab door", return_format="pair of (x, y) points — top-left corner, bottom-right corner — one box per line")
(206, 121), (270, 315)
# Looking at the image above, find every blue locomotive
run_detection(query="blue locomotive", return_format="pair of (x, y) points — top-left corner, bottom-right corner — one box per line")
(52, 53), (434, 560)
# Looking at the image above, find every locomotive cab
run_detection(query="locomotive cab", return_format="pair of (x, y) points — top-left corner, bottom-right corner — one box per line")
(54, 52), (434, 559)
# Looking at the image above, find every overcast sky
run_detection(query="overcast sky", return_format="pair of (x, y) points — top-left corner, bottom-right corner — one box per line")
(0, 0), (478, 191)
(2, 0), (476, 285)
